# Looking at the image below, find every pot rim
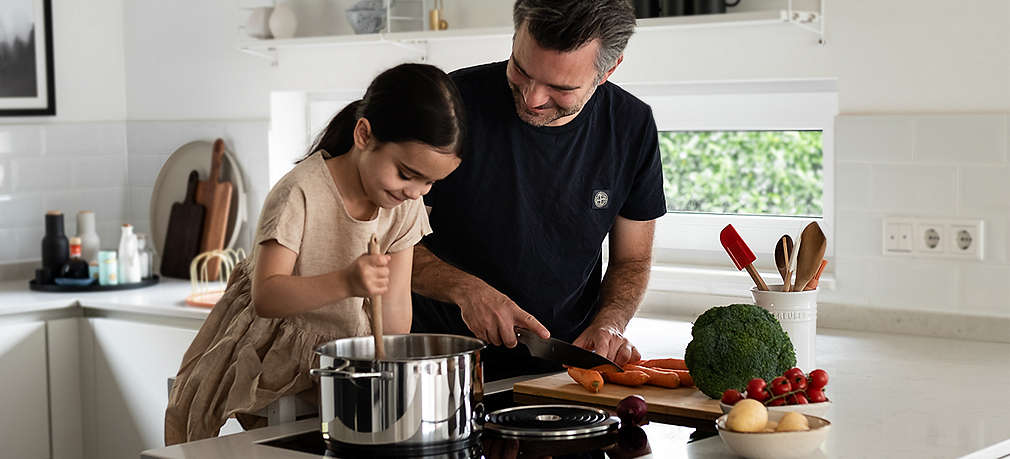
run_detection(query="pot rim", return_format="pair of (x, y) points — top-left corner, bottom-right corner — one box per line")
(314, 333), (486, 362)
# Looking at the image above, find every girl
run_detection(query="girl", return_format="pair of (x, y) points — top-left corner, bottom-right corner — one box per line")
(165, 63), (465, 444)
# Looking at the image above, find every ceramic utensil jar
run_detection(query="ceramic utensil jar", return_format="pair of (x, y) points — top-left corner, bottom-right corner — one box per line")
(751, 285), (818, 370)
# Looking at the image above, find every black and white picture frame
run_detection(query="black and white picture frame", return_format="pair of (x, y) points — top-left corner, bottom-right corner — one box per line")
(0, 0), (55, 116)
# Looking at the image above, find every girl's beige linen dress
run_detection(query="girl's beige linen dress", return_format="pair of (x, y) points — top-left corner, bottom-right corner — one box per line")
(164, 151), (431, 445)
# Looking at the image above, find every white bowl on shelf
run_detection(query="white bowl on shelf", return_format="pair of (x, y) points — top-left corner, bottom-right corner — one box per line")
(716, 411), (831, 459)
(720, 400), (832, 418)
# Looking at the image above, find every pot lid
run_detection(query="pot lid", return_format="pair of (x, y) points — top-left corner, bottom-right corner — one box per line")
(483, 405), (620, 438)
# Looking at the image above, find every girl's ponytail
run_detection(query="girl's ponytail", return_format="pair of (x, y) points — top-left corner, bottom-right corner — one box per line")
(299, 63), (465, 163)
(298, 100), (363, 163)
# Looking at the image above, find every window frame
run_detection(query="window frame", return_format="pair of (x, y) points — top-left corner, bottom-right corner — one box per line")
(621, 80), (838, 275)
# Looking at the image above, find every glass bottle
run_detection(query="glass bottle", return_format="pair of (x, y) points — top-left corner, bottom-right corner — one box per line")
(136, 233), (155, 279)
(59, 237), (91, 280)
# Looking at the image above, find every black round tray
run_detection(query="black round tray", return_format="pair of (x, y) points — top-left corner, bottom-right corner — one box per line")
(29, 275), (160, 292)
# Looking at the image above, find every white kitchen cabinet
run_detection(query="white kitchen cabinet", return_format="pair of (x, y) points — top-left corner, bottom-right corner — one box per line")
(0, 321), (50, 459)
(49, 318), (84, 459)
(86, 318), (197, 459)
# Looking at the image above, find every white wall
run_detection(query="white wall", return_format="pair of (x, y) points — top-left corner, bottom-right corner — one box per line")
(0, 0), (128, 267)
(3, 0), (1010, 319)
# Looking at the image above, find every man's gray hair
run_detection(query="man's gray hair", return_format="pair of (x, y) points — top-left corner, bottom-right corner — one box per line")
(513, 0), (636, 79)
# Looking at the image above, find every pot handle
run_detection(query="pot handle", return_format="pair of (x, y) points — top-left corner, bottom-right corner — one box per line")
(310, 359), (391, 379)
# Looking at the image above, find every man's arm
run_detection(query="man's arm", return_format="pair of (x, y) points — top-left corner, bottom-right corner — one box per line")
(573, 216), (656, 365)
(412, 244), (550, 347)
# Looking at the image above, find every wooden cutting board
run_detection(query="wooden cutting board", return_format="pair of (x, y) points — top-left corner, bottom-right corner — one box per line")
(513, 372), (722, 421)
(160, 171), (205, 279)
(195, 139), (233, 280)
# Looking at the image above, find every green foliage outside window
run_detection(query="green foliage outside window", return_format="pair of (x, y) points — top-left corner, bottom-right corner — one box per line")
(658, 131), (823, 217)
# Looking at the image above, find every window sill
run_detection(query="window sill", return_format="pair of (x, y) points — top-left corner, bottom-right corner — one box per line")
(647, 263), (835, 298)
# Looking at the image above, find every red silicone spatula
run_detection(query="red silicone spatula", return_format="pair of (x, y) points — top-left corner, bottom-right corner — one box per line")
(720, 224), (769, 291)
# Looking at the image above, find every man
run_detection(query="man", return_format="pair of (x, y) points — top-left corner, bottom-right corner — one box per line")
(411, 0), (666, 381)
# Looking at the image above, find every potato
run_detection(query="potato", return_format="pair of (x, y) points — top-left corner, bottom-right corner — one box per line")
(775, 412), (810, 432)
(726, 399), (768, 433)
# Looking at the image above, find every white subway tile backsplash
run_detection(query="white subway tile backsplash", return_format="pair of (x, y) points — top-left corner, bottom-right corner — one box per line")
(866, 258), (958, 310)
(0, 159), (10, 194)
(0, 229), (16, 262)
(836, 116), (915, 162)
(15, 226), (43, 261)
(959, 166), (1010, 211)
(44, 123), (127, 157)
(915, 114), (1006, 164)
(822, 256), (871, 305)
(128, 155), (168, 187)
(129, 186), (154, 223)
(835, 162), (873, 210)
(11, 157), (74, 192)
(0, 194), (44, 228)
(126, 121), (226, 157)
(0, 125), (43, 156)
(73, 155), (127, 188)
(41, 194), (83, 229)
(870, 164), (956, 214)
(959, 263), (1010, 314)
(835, 211), (882, 257)
(77, 188), (128, 225)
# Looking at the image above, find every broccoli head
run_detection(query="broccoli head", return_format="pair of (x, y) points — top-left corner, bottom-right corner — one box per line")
(684, 303), (796, 399)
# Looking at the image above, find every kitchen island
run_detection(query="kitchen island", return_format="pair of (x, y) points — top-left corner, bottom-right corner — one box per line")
(1, 280), (1009, 458)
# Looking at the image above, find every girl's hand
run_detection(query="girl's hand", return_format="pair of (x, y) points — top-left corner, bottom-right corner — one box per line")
(344, 254), (391, 298)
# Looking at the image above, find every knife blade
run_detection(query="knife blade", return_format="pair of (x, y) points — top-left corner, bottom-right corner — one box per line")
(514, 328), (623, 373)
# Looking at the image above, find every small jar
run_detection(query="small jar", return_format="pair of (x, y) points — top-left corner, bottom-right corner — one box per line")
(98, 250), (119, 286)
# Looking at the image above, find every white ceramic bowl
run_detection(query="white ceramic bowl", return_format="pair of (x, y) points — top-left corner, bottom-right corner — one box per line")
(716, 411), (831, 459)
(720, 400), (832, 418)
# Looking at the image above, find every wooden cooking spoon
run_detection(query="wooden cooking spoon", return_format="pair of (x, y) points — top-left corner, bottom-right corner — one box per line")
(775, 235), (794, 291)
(793, 222), (827, 293)
(367, 234), (385, 360)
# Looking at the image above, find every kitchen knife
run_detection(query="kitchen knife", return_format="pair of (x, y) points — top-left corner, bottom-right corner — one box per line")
(515, 328), (623, 373)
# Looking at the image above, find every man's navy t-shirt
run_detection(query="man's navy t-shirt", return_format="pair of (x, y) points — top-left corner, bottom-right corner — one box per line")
(411, 61), (667, 381)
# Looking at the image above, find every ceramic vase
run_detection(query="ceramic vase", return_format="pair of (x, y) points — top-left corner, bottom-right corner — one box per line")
(269, 2), (298, 39)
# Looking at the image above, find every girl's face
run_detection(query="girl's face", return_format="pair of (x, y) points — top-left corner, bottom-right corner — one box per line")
(354, 119), (461, 209)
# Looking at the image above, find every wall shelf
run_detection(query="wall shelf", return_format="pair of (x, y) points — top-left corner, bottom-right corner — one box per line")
(239, 7), (823, 66)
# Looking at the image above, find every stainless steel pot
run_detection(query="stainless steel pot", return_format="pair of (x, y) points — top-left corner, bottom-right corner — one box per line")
(311, 334), (485, 447)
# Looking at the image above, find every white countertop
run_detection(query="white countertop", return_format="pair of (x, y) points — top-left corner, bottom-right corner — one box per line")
(137, 314), (1010, 458)
(0, 278), (213, 322)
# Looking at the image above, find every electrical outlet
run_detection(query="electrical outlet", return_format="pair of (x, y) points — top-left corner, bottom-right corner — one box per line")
(949, 221), (984, 260)
(914, 222), (945, 254)
(884, 216), (984, 260)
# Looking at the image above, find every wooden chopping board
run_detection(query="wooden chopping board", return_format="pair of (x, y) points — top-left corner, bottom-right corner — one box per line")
(195, 139), (233, 280)
(160, 171), (205, 279)
(513, 372), (722, 421)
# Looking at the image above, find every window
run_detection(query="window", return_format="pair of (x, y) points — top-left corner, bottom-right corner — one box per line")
(624, 80), (837, 274)
(659, 130), (823, 216)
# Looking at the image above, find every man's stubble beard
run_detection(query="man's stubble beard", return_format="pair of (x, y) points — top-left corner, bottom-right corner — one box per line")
(508, 81), (585, 127)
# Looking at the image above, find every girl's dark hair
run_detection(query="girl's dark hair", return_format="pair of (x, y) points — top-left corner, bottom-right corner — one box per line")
(300, 63), (465, 162)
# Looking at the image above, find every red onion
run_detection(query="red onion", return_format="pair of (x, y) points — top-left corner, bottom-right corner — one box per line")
(616, 394), (649, 426)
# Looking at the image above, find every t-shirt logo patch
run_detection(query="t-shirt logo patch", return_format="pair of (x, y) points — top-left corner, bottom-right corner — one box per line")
(592, 190), (610, 209)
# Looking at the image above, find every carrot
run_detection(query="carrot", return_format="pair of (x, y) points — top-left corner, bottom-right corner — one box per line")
(668, 369), (693, 387)
(624, 365), (681, 388)
(567, 367), (604, 393)
(589, 364), (622, 374)
(603, 370), (650, 387)
(639, 358), (688, 371)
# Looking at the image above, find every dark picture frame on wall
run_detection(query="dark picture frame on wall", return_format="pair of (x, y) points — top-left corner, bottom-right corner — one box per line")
(0, 0), (55, 116)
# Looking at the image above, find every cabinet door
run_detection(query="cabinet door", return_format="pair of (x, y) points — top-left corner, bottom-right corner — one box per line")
(0, 321), (50, 459)
(88, 318), (197, 459)
(49, 318), (84, 459)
